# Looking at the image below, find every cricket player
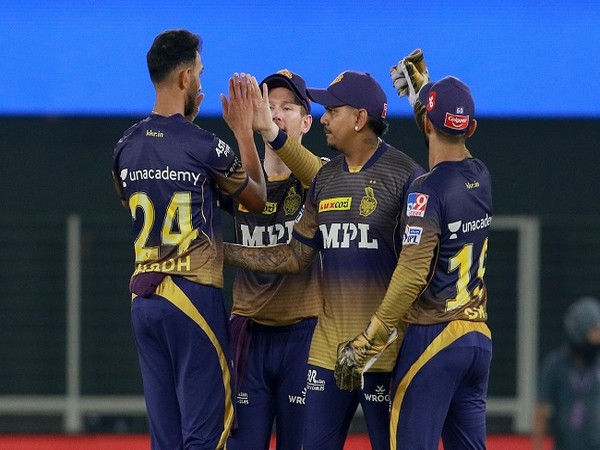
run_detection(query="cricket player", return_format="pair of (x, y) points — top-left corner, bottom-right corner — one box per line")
(112, 29), (266, 449)
(223, 69), (325, 450)
(224, 70), (425, 450)
(335, 74), (493, 450)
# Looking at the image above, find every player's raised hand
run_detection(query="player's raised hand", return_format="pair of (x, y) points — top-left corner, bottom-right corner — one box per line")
(390, 48), (430, 99)
(400, 60), (428, 108)
(334, 316), (399, 391)
(247, 76), (280, 143)
(221, 73), (254, 136)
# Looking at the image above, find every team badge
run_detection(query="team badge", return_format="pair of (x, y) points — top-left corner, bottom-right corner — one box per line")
(277, 69), (293, 79)
(284, 186), (302, 215)
(359, 186), (378, 217)
(406, 192), (429, 217)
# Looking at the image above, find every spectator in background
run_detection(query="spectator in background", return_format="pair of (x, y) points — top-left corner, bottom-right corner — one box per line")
(533, 296), (600, 450)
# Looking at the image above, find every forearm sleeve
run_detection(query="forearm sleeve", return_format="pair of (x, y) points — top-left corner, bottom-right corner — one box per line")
(270, 130), (324, 187)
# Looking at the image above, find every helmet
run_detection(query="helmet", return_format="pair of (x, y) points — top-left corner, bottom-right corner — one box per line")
(564, 296), (600, 346)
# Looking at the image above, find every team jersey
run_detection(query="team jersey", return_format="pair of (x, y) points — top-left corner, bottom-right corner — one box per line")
(223, 174), (322, 326)
(401, 158), (492, 324)
(112, 113), (249, 288)
(293, 142), (424, 371)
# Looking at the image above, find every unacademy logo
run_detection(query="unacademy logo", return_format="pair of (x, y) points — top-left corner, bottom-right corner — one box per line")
(119, 166), (202, 186)
(448, 214), (492, 240)
(448, 220), (461, 240)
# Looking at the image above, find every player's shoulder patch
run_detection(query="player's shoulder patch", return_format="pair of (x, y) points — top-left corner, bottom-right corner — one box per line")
(406, 192), (429, 217)
(403, 224), (423, 245)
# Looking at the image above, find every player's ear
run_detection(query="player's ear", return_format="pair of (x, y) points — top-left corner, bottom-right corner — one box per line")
(301, 113), (313, 135)
(178, 68), (190, 90)
(465, 119), (477, 138)
(354, 109), (369, 132)
(423, 113), (433, 135)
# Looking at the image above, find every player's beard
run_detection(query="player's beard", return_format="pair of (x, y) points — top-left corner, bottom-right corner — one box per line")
(324, 127), (342, 154)
(184, 90), (196, 119)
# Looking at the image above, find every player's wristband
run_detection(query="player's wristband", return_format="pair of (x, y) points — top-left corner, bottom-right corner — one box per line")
(269, 128), (288, 150)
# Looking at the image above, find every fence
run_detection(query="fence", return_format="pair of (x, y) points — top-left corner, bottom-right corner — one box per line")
(3, 213), (597, 434)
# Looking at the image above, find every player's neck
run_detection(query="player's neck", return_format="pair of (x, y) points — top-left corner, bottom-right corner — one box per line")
(263, 147), (291, 179)
(152, 88), (185, 117)
(428, 144), (467, 169)
(344, 135), (381, 168)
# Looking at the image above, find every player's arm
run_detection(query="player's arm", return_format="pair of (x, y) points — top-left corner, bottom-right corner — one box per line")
(390, 49), (430, 131)
(248, 76), (324, 187)
(335, 222), (436, 391)
(222, 73), (267, 213)
(224, 236), (318, 274)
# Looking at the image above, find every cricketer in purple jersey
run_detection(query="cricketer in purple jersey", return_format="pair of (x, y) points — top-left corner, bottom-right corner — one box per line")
(112, 29), (266, 450)
(223, 70), (425, 450)
(223, 70), (323, 450)
(336, 75), (493, 450)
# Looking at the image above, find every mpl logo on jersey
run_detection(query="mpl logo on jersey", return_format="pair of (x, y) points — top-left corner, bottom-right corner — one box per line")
(406, 193), (429, 217)
(403, 225), (422, 245)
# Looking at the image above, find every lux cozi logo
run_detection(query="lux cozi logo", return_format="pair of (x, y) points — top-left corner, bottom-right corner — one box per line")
(318, 197), (352, 212)
(319, 223), (378, 249)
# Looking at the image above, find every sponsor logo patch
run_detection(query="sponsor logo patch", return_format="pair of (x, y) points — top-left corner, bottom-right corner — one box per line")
(403, 225), (422, 245)
(444, 113), (469, 131)
(426, 91), (437, 110)
(238, 201), (278, 214)
(318, 197), (352, 213)
(406, 193), (429, 217)
(215, 139), (232, 157)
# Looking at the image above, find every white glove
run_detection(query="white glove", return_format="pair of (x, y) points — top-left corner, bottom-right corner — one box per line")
(400, 60), (422, 108)
(390, 64), (410, 98)
(390, 48), (430, 98)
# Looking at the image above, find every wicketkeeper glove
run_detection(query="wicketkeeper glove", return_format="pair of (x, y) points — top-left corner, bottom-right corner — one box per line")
(390, 48), (430, 98)
(400, 60), (429, 109)
(334, 315), (399, 391)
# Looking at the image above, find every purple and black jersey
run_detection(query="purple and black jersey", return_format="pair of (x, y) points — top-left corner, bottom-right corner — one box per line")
(225, 173), (322, 325)
(401, 157), (492, 324)
(113, 113), (249, 288)
(293, 142), (424, 371)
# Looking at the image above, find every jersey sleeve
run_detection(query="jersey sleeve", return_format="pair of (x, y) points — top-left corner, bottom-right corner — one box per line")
(196, 132), (249, 197)
(375, 187), (441, 328)
(269, 129), (326, 188)
(291, 178), (322, 249)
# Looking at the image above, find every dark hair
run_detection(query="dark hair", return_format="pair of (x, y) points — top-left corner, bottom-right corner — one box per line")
(431, 123), (467, 144)
(367, 117), (389, 137)
(147, 29), (202, 84)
